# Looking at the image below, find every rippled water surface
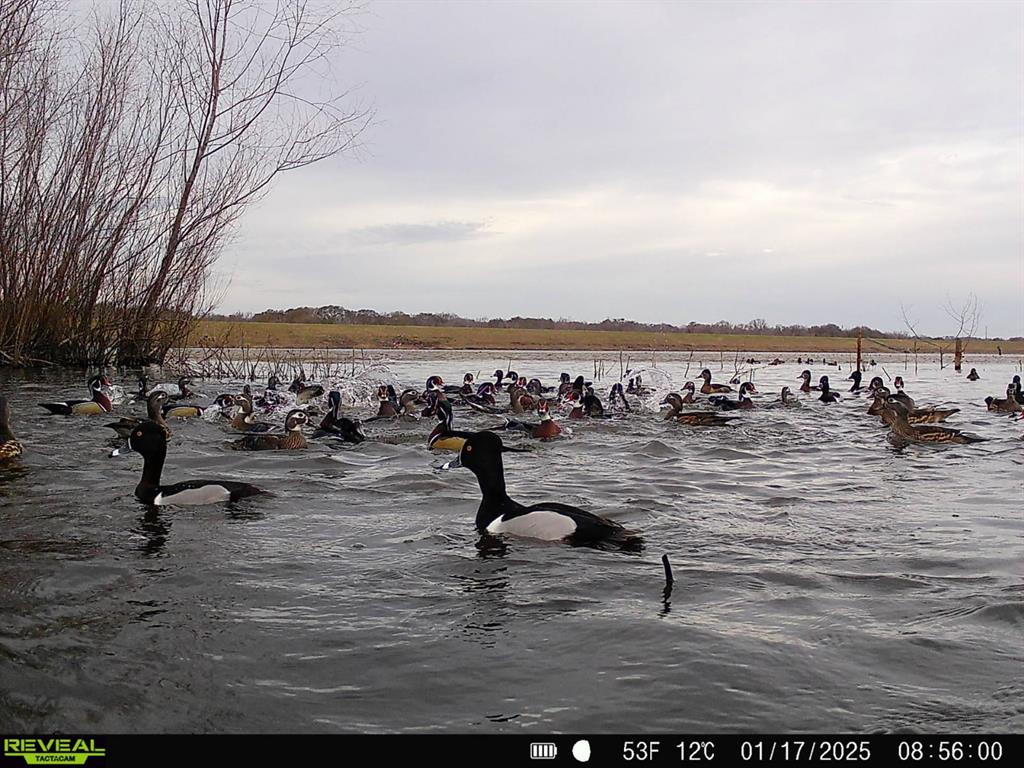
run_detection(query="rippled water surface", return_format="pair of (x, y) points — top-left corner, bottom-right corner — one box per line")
(1, 352), (1022, 733)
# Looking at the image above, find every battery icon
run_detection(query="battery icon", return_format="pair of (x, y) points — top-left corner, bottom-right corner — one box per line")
(530, 743), (558, 759)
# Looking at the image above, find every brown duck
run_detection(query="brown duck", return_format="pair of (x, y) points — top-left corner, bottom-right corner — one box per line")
(234, 410), (309, 451)
(106, 391), (173, 439)
(867, 387), (959, 423)
(880, 398), (983, 444)
(0, 396), (23, 460)
(698, 369), (732, 394)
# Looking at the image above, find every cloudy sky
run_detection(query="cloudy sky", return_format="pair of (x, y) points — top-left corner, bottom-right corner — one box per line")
(217, 0), (1023, 337)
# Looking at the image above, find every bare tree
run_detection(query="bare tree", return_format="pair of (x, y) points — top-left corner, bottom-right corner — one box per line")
(0, 0), (371, 366)
(900, 292), (982, 369)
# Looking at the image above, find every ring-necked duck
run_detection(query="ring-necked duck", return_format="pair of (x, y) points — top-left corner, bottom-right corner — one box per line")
(0, 396), (23, 460)
(881, 398), (984, 444)
(817, 376), (840, 403)
(128, 421), (265, 505)
(847, 370), (864, 392)
(39, 375), (112, 415)
(441, 431), (641, 548)
(313, 391), (365, 443)
(966, 368), (980, 381)
(698, 369), (732, 394)
(234, 410), (309, 450)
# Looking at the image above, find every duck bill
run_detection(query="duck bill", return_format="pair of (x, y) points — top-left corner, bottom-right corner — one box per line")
(440, 455), (462, 470)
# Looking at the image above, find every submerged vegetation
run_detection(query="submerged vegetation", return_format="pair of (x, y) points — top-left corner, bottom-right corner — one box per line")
(0, 0), (369, 367)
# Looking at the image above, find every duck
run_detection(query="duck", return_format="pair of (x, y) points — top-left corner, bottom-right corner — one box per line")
(565, 392), (586, 419)
(867, 387), (959, 423)
(1012, 375), (1024, 405)
(166, 376), (197, 402)
(499, 399), (562, 440)
(660, 391), (695, 419)
(710, 382), (757, 410)
(255, 374), (288, 409)
(130, 376), (150, 402)
(867, 376), (885, 395)
(106, 391), (173, 439)
(666, 406), (735, 427)
(847, 370), (864, 392)
(798, 370), (820, 393)
(818, 376), (840, 403)
(966, 368), (980, 381)
(556, 373), (573, 397)
(892, 376), (916, 410)
(162, 398), (208, 419)
(985, 384), (1023, 414)
(371, 385), (399, 418)
(569, 375), (589, 398)
(288, 373), (325, 404)
(582, 391), (605, 417)
(127, 420), (265, 505)
(880, 398), (984, 444)
(0, 396), (23, 460)
(451, 373), (475, 395)
(698, 369), (732, 394)
(766, 386), (801, 408)
(503, 370), (520, 392)
(39, 375), (112, 415)
(426, 395), (474, 452)
(230, 396), (274, 432)
(526, 378), (548, 396)
(607, 383), (631, 412)
(441, 430), (641, 548)
(313, 391), (365, 443)
(234, 410), (309, 451)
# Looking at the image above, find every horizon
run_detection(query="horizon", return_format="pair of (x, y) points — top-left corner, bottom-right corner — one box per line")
(214, 0), (1023, 338)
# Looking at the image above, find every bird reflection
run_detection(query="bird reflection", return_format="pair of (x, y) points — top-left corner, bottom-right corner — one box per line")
(135, 507), (170, 557)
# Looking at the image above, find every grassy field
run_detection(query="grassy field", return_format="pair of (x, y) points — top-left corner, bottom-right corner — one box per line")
(189, 320), (1024, 355)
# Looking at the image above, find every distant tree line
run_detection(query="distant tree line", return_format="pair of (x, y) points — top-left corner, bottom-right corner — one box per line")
(211, 306), (912, 339)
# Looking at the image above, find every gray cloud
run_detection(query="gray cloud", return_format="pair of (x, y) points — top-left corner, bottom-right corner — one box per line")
(219, 0), (1023, 336)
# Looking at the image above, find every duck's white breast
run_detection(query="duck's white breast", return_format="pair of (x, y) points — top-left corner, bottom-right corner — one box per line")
(486, 511), (577, 541)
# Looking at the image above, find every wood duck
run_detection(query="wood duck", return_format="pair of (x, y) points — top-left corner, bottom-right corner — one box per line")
(0, 396), (23, 460)
(106, 391), (172, 439)
(39, 375), (112, 415)
(881, 398), (984, 444)
(698, 369), (732, 394)
(234, 410), (309, 450)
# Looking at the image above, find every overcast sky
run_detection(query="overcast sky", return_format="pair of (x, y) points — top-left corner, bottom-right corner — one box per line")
(216, 0), (1023, 337)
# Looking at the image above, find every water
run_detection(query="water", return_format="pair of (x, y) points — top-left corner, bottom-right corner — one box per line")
(1, 352), (1022, 733)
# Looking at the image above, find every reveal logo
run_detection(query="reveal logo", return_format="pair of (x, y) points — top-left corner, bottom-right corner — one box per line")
(3, 739), (105, 765)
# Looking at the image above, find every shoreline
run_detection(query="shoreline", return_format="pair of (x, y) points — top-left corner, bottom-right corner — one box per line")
(192, 320), (1024, 356)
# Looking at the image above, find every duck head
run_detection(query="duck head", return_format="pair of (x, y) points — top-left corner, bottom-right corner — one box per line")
(848, 370), (862, 383)
(267, 374), (280, 390)
(819, 375), (830, 389)
(284, 410), (308, 431)
(868, 376), (884, 391)
(799, 370), (811, 382)
(893, 376), (905, 390)
(127, 420), (167, 459)
(699, 369), (712, 381)
(425, 375), (444, 392)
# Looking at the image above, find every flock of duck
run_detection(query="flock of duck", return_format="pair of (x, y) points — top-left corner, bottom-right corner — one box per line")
(1, 364), (1021, 549)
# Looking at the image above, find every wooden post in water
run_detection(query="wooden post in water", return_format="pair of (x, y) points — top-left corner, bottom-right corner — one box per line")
(914, 341), (919, 375)
(856, 331), (863, 372)
(954, 338), (962, 372)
